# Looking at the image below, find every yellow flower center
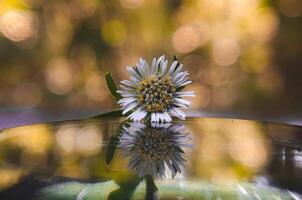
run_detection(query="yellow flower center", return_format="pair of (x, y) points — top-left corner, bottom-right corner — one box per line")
(137, 75), (175, 112)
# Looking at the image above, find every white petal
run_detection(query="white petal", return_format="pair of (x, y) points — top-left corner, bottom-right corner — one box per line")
(172, 71), (186, 82)
(175, 91), (195, 97)
(157, 55), (165, 66)
(131, 122), (146, 129)
(175, 98), (191, 106)
(118, 97), (134, 103)
(155, 55), (165, 74)
(125, 124), (141, 133)
(173, 102), (188, 108)
(131, 111), (147, 121)
(155, 113), (159, 122)
(116, 89), (128, 94)
(120, 93), (137, 98)
(169, 124), (186, 133)
(157, 113), (165, 122)
(138, 67), (146, 78)
(173, 71), (189, 82)
(163, 112), (172, 122)
(178, 80), (192, 87)
(151, 113), (156, 122)
(129, 108), (147, 121)
(122, 103), (138, 115)
(151, 122), (171, 128)
(131, 76), (141, 84)
(140, 58), (150, 75)
(118, 85), (135, 91)
(117, 91), (136, 96)
(168, 61), (178, 75)
(121, 80), (136, 87)
(120, 100), (137, 108)
(174, 72), (189, 85)
(175, 76), (189, 86)
(169, 107), (186, 120)
(151, 57), (156, 74)
(151, 112), (172, 123)
(161, 60), (168, 75)
(137, 60), (148, 77)
(119, 84), (135, 91)
(137, 111), (147, 121)
(154, 61), (160, 74)
(118, 97), (136, 105)
(127, 66), (142, 80)
(171, 64), (183, 77)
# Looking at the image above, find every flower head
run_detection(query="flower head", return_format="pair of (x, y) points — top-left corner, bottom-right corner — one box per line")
(117, 55), (195, 123)
(118, 122), (192, 178)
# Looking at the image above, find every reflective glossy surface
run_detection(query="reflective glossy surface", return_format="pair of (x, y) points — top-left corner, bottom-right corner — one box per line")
(0, 117), (302, 199)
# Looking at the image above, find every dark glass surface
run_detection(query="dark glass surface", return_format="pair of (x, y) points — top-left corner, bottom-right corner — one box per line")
(0, 117), (301, 199)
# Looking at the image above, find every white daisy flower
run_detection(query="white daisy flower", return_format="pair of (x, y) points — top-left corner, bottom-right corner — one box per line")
(117, 55), (195, 123)
(118, 122), (192, 178)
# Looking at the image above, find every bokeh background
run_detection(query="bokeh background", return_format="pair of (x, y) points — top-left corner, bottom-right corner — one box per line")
(0, 0), (302, 117)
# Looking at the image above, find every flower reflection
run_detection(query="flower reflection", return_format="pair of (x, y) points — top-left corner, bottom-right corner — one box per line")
(118, 122), (192, 178)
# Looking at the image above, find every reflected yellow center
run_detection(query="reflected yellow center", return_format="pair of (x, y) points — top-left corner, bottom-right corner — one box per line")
(135, 128), (173, 160)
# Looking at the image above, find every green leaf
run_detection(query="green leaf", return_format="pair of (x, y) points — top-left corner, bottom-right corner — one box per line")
(105, 135), (119, 165)
(105, 120), (129, 165)
(105, 72), (122, 101)
(91, 110), (123, 118)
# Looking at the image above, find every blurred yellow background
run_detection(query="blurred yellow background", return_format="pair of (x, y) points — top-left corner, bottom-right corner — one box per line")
(0, 0), (301, 115)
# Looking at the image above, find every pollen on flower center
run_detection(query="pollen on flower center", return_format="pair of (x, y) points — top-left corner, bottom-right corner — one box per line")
(137, 75), (176, 112)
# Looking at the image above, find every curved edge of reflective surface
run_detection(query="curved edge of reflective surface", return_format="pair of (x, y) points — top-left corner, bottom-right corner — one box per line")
(0, 117), (301, 200)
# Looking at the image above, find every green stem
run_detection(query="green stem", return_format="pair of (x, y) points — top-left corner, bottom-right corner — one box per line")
(144, 175), (158, 200)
